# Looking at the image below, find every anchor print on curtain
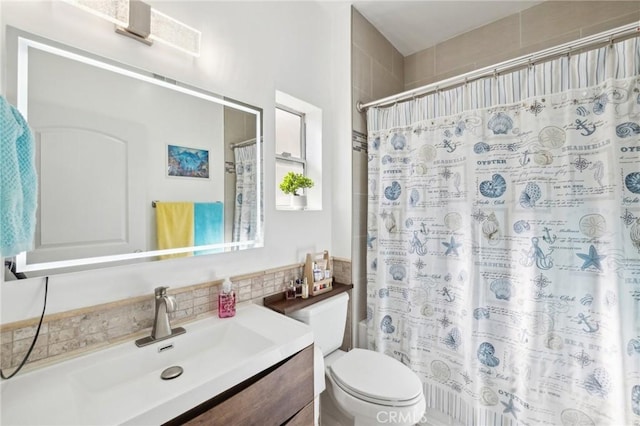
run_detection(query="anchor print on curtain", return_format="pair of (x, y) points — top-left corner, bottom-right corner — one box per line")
(366, 37), (640, 426)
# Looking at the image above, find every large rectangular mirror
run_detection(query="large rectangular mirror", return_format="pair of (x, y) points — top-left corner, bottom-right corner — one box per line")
(6, 28), (263, 276)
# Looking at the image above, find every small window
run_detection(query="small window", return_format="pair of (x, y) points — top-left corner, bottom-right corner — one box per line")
(275, 105), (306, 206)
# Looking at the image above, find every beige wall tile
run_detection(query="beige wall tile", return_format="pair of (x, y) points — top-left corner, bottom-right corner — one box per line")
(581, 12), (640, 38)
(77, 313), (108, 335)
(0, 330), (12, 345)
(170, 308), (193, 322)
(1, 343), (12, 369)
(521, 2), (577, 45)
(353, 87), (371, 134)
(352, 146), (368, 197)
(353, 193), (368, 238)
(238, 284), (252, 300)
(413, 47), (436, 85)
(372, 60), (403, 100)
(351, 234), (367, 284)
(106, 307), (133, 330)
(405, 77), (435, 92)
(392, 47), (404, 81)
(263, 282), (276, 295)
(49, 339), (80, 358)
(48, 328), (77, 345)
(436, 15), (519, 75)
(432, 63), (479, 85)
(193, 287), (209, 298)
(0, 279), (226, 369)
(193, 295), (211, 307)
(193, 304), (210, 316)
(13, 333), (48, 354)
(577, 1), (640, 26)
(14, 345), (48, 366)
(80, 332), (108, 347)
(352, 8), (394, 70)
(516, 31), (582, 60)
(353, 45), (373, 95)
(14, 323), (48, 341)
(404, 53), (418, 86)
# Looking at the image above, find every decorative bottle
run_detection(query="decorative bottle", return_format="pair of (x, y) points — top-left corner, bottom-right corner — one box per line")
(218, 278), (236, 318)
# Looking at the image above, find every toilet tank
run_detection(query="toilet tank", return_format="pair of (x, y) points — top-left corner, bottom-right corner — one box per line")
(287, 292), (349, 356)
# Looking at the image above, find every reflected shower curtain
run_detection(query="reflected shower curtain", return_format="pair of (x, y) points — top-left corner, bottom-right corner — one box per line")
(232, 144), (257, 243)
(366, 37), (640, 425)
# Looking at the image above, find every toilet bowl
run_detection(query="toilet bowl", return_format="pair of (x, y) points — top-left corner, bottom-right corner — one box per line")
(323, 348), (425, 426)
(287, 292), (425, 426)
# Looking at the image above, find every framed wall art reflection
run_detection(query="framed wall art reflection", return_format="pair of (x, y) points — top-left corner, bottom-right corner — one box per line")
(167, 144), (210, 179)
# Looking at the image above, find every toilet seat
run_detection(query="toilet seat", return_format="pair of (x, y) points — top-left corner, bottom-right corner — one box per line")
(328, 349), (423, 407)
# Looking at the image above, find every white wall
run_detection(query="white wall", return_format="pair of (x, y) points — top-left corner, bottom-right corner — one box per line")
(0, 0), (352, 323)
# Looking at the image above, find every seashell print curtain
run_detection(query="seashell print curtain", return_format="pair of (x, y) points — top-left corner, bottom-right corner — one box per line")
(232, 144), (257, 243)
(366, 37), (640, 425)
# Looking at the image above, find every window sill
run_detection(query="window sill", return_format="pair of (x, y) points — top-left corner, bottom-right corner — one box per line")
(276, 206), (322, 212)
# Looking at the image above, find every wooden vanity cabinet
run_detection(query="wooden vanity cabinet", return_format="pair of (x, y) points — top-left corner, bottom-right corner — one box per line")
(164, 345), (314, 426)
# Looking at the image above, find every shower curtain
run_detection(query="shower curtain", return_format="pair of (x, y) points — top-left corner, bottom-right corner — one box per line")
(232, 144), (257, 243)
(366, 37), (640, 425)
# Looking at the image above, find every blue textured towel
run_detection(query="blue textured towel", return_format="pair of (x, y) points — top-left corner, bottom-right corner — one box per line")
(1, 96), (37, 257)
(194, 202), (223, 255)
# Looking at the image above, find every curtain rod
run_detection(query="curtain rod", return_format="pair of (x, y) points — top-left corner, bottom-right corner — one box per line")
(230, 138), (257, 149)
(357, 22), (640, 112)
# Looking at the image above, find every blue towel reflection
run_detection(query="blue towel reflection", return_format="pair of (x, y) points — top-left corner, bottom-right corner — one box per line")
(194, 202), (224, 255)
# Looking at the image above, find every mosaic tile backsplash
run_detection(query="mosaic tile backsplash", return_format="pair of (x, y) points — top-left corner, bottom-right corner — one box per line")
(0, 258), (351, 372)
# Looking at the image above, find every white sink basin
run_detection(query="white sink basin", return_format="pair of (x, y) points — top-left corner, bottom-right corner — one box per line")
(1, 303), (313, 425)
(72, 321), (272, 396)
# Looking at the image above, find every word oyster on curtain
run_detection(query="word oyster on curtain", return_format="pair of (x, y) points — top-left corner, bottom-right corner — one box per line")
(366, 37), (640, 426)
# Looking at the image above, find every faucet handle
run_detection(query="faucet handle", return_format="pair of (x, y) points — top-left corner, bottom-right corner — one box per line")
(164, 295), (177, 313)
(154, 286), (169, 297)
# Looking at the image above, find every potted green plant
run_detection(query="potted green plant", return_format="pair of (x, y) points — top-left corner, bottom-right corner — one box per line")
(279, 172), (314, 209)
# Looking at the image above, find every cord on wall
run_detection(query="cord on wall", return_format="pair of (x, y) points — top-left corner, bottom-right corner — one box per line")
(0, 276), (49, 380)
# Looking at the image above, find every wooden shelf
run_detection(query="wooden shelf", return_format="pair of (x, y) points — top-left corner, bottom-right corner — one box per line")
(263, 282), (353, 315)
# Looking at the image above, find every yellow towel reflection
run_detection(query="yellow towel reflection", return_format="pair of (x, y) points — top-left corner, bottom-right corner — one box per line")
(156, 202), (194, 259)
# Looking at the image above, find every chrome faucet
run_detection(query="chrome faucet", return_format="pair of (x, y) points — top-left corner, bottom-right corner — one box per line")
(135, 286), (186, 347)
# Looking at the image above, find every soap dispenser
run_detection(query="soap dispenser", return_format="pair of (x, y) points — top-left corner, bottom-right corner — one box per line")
(218, 278), (236, 318)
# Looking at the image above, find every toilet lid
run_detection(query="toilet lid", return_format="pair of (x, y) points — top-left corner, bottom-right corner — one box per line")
(329, 349), (423, 407)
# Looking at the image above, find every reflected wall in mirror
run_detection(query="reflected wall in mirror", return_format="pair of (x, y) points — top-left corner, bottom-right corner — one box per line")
(7, 29), (263, 275)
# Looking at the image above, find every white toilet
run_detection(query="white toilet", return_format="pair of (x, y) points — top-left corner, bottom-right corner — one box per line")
(288, 292), (426, 426)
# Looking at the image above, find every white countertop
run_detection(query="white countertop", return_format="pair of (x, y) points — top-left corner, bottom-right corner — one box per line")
(0, 303), (313, 425)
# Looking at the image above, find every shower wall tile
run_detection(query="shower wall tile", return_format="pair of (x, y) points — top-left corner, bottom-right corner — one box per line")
(352, 146), (368, 197)
(352, 6), (403, 122)
(581, 12), (640, 38)
(521, 1), (640, 47)
(435, 15), (519, 76)
(353, 87), (370, 134)
(392, 47), (404, 81)
(372, 58), (403, 101)
(353, 45), (373, 96)
(0, 260), (336, 373)
(520, 1), (581, 46)
(352, 7), (395, 71)
(406, 1), (640, 91)
(512, 31), (582, 63)
(577, 0), (640, 23)
(430, 63), (479, 89)
(404, 47), (435, 90)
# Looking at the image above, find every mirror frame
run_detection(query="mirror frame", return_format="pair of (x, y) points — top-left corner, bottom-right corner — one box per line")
(9, 28), (263, 273)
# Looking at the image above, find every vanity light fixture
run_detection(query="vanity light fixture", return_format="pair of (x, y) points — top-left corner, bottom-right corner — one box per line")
(62, 0), (201, 57)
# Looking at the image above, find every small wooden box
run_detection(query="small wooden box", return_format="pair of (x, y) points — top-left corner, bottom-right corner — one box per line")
(304, 251), (333, 296)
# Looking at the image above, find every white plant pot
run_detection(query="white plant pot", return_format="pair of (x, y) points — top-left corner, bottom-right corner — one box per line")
(290, 194), (307, 210)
